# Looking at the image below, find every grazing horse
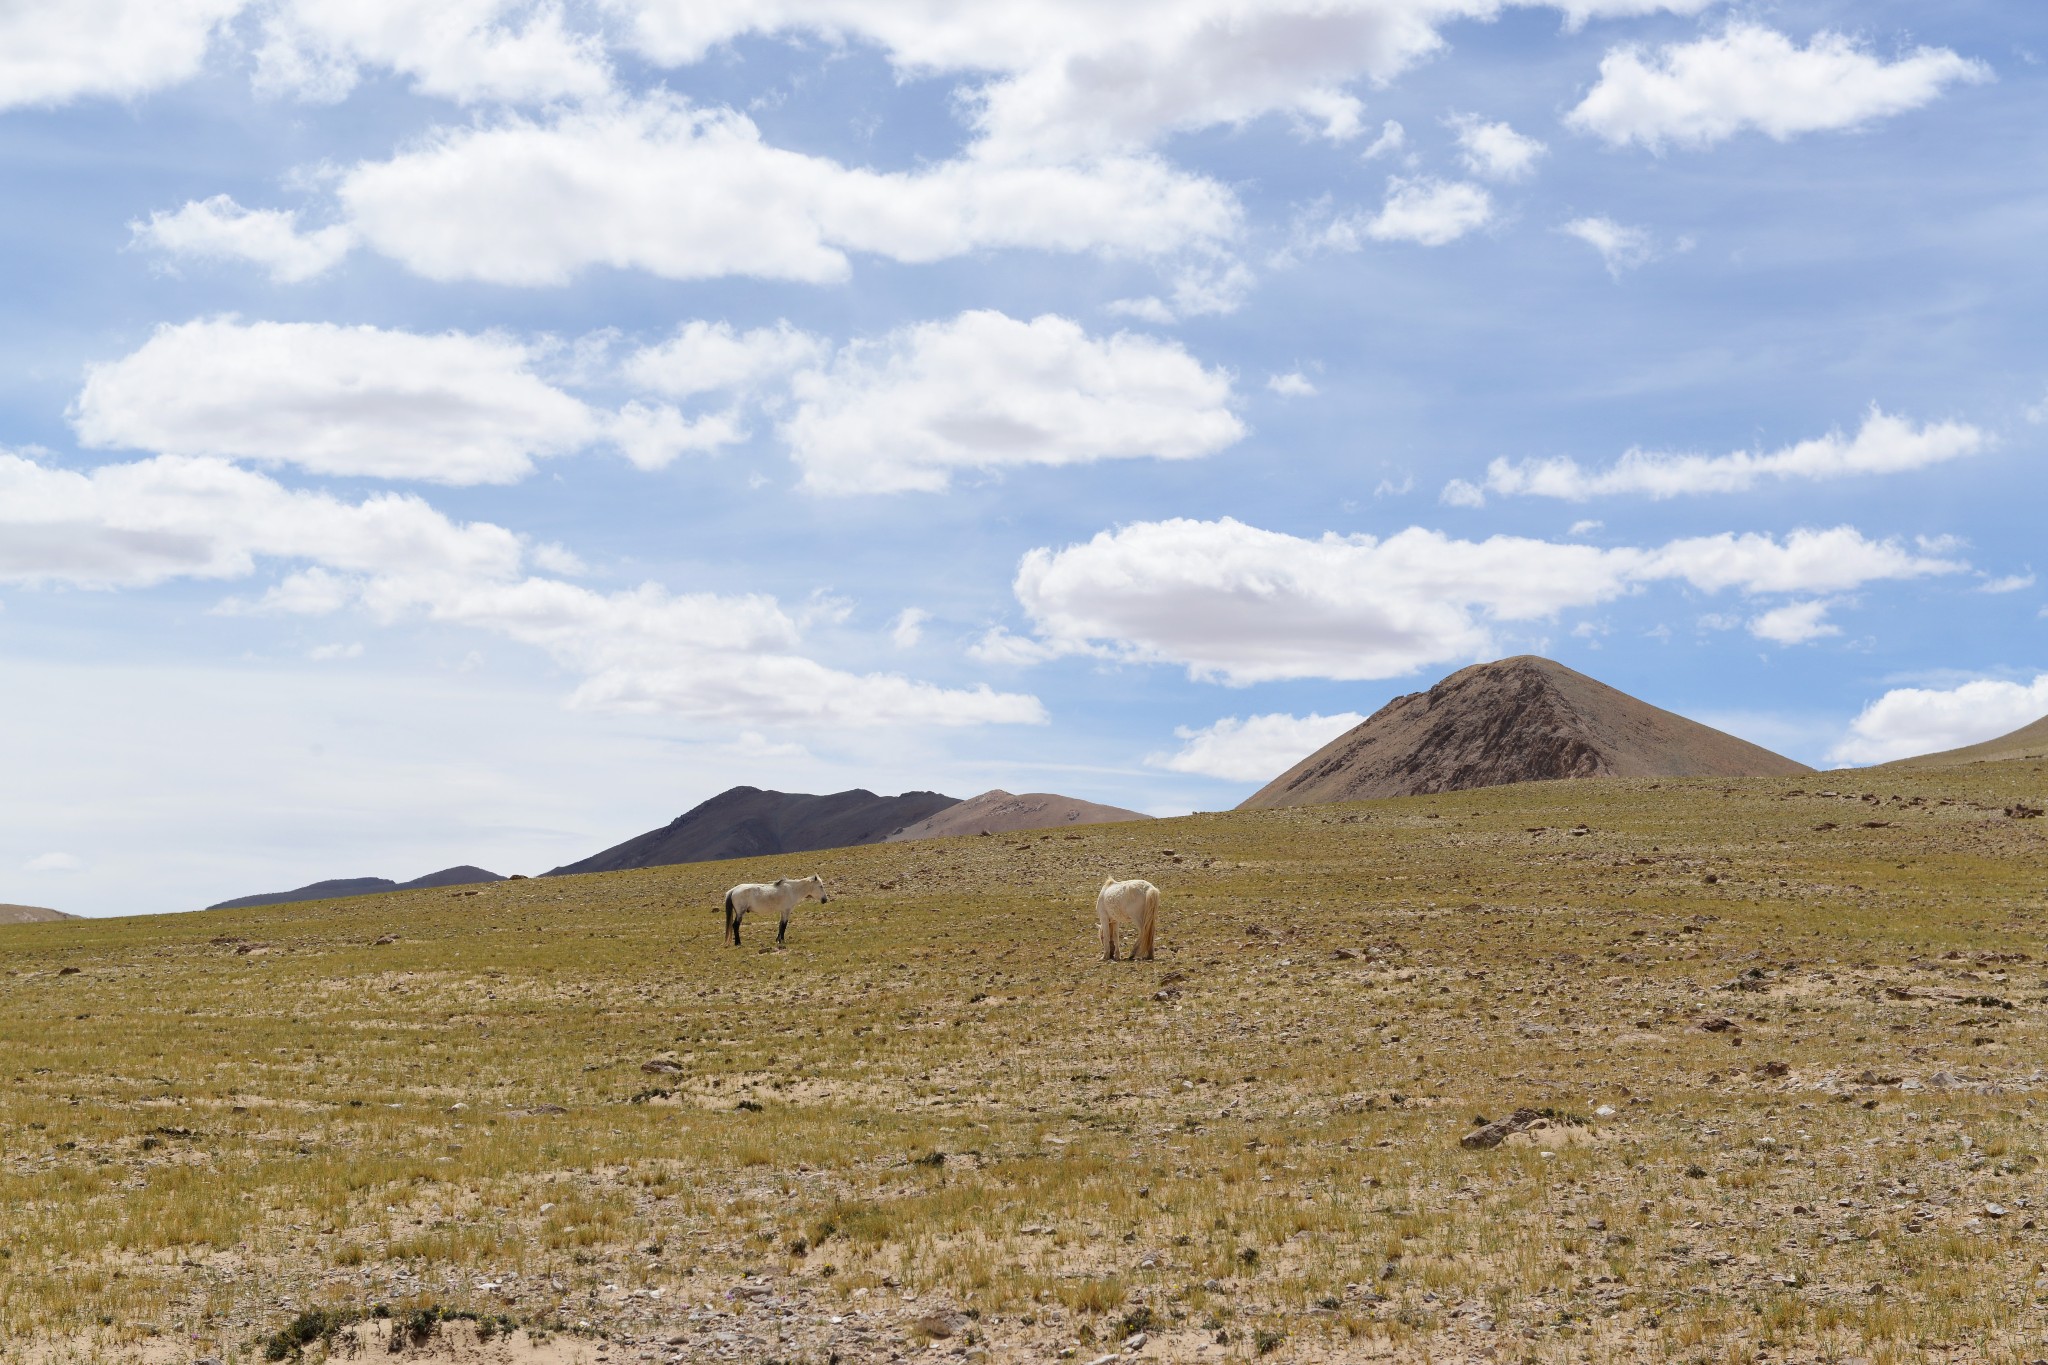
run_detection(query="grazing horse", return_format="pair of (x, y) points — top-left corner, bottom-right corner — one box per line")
(1095, 876), (1159, 961)
(723, 874), (829, 947)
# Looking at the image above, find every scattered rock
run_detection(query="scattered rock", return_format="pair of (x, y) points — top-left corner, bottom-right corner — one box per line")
(1754, 1060), (1790, 1079)
(57, 965), (80, 975)
(372, 934), (398, 946)
(1855, 1070), (1902, 1087)
(641, 1058), (685, 1074)
(1122, 1331), (1149, 1351)
(2005, 804), (2042, 820)
(1697, 1017), (1740, 1033)
(915, 1310), (966, 1338)
(1984, 1203), (2009, 1219)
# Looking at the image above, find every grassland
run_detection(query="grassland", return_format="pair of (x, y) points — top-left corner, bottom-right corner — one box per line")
(3, 760), (2046, 1364)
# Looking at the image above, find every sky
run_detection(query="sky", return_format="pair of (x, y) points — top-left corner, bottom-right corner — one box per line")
(2, 0), (2044, 917)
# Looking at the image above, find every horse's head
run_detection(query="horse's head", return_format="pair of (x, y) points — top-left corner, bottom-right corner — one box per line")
(807, 873), (830, 904)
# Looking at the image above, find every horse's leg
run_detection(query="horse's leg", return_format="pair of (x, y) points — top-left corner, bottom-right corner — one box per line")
(777, 913), (788, 946)
(1139, 913), (1154, 961)
(1100, 918), (1116, 962)
(733, 911), (742, 948)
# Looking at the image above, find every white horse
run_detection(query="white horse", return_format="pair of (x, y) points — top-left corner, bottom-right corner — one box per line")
(1095, 876), (1159, 961)
(723, 874), (829, 947)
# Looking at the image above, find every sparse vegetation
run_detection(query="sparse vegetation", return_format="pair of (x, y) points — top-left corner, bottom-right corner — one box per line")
(3, 761), (2046, 1361)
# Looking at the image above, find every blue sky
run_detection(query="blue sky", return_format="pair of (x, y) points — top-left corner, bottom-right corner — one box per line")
(2, 1), (2044, 916)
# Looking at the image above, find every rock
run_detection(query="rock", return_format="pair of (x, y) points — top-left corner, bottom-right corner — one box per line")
(1593, 1104), (1617, 1118)
(915, 1310), (966, 1338)
(1697, 1017), (1740, 1033)
(1122, 1331), (1149, 1351)
(1461, 1108), (1541, 1149)
(1754, 1060), (1790, 1079)
(1984, 1203), (2008, 1219)
(642, 1058), (685, 1074)
(1331, 947), (1360, 960)
(1855, 1069), (1902, 1086)
(372, 934), (398, 946)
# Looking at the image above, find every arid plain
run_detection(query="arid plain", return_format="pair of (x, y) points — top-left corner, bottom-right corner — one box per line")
(4, 760), (2046, 1364)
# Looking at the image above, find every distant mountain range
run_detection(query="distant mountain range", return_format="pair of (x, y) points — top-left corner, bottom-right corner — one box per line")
(205, 865), (503, 911)
(0, 903), (76, 924)
(187, 657), (2043, 913)
(545, 786), (960, 875)
(1241, 655), (1809, 809)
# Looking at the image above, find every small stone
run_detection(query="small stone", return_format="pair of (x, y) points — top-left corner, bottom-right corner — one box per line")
(1593, 1104), (1617, 1118)
(1122, 1332), (1148, 1351)
(1984, 1203), (2008, 1219)
(641, 1058), (685, 1074)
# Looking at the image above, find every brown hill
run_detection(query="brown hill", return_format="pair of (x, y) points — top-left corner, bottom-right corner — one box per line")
(547, 787), (959, 876)
(0, 903), (76, 924)
(884, 789), (1151, 841)
(1878, 712), (2048, 769)
(1240, 655), (1809, 809)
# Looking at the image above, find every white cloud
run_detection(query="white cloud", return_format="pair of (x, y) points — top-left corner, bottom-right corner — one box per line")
(1361, 120), (1407, 160)
(1561, 216), (1656, 277)
(890, 608), (931, 649)
(777, 310), (1244, 495)
(329, 97), (1241, 288)
(614, 1), (1716, 162)
(1568, 23), (1993, 151)
(1981, 573), (2036, 595)
(1748, 599), (1840, 645)
(73, 318), (620, 485)
(307, 641), (364, 661)
(131, 196), (355, 282)
(1149, 711), (1366, 782)
(1001, 516), (1963, 685)
(1569, 519), (1603, 536)
(1831, 674), (2048, 765)
(253, 0), (612, 105)
(1463, 410), (1989, 503)
(623, 321), (827, 398)
(1440, 478), (1486, 508)
(606, 402), (746, 471)
(1267, 372), (1318, 398)
(25, 852), (85, 873)
(0, 450), (1042, 729)
(1450, 115), (1546, 181)
(0, 0), (245, 110)
(1367, 177), (1494, 246)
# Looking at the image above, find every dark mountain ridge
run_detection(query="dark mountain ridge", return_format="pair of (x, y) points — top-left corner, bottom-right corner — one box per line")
(546, 786), (960, 876)
(206, 865), (504, 911)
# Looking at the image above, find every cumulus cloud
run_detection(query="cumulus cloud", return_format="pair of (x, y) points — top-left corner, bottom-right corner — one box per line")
(131, 195), (355, 282)
(777, 311), (1244, 495)
(1831, 674), (2048, 765)
(329, 97), (1240, 288)
(252, 0), (611, 105)
(1268, 372), (1318, 397)
(1450, 115), (1546, 181)
(623, 321), (827, 398)
(0, 450), (1041, 728)
(1367, 177), (1494, 246)
(1561, 216), (1656, 277)
(1748, 599), (1840, 645)
(1150, 711), (1366, 782)
(615, 1), (1717, 161)
(606, 402), (746, 471)
(73, 318), (606, 484)
(1568, 23), (1993, 151)
(1000, 517), (1963, 684)
(0, 0), (245, 110)
(1459, 410), (1989, 503)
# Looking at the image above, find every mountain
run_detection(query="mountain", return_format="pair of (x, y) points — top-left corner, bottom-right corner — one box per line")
(206, 865), (504, 911)
(0, 903), (76, 924)
(884, 789), (1151, 841)
(1879, 713), (2048, 769)
(546, 787), (960, 876)
(1241, 655), (1810, 809)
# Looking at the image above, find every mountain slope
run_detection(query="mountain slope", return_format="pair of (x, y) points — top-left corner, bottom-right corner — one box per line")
(207, 866), (504, 911)
(547, 787), (960, 876)
(1879, 713), (2048, 769)
(1241, 655), (1809, 809)
(0, 903), (76, 924)
(884, 789), (1151, 841)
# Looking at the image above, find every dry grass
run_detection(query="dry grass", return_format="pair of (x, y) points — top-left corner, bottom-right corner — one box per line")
(3, 761), (2047, 1363)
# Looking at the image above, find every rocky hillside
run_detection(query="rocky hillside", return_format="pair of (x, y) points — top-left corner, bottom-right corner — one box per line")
(0, 903), (75, 924)
(1881, 713), (2048, 769)
(547, 787), (959, 876)
(884, 789), (1151, 841)
(1242, 655), (1809, 809)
